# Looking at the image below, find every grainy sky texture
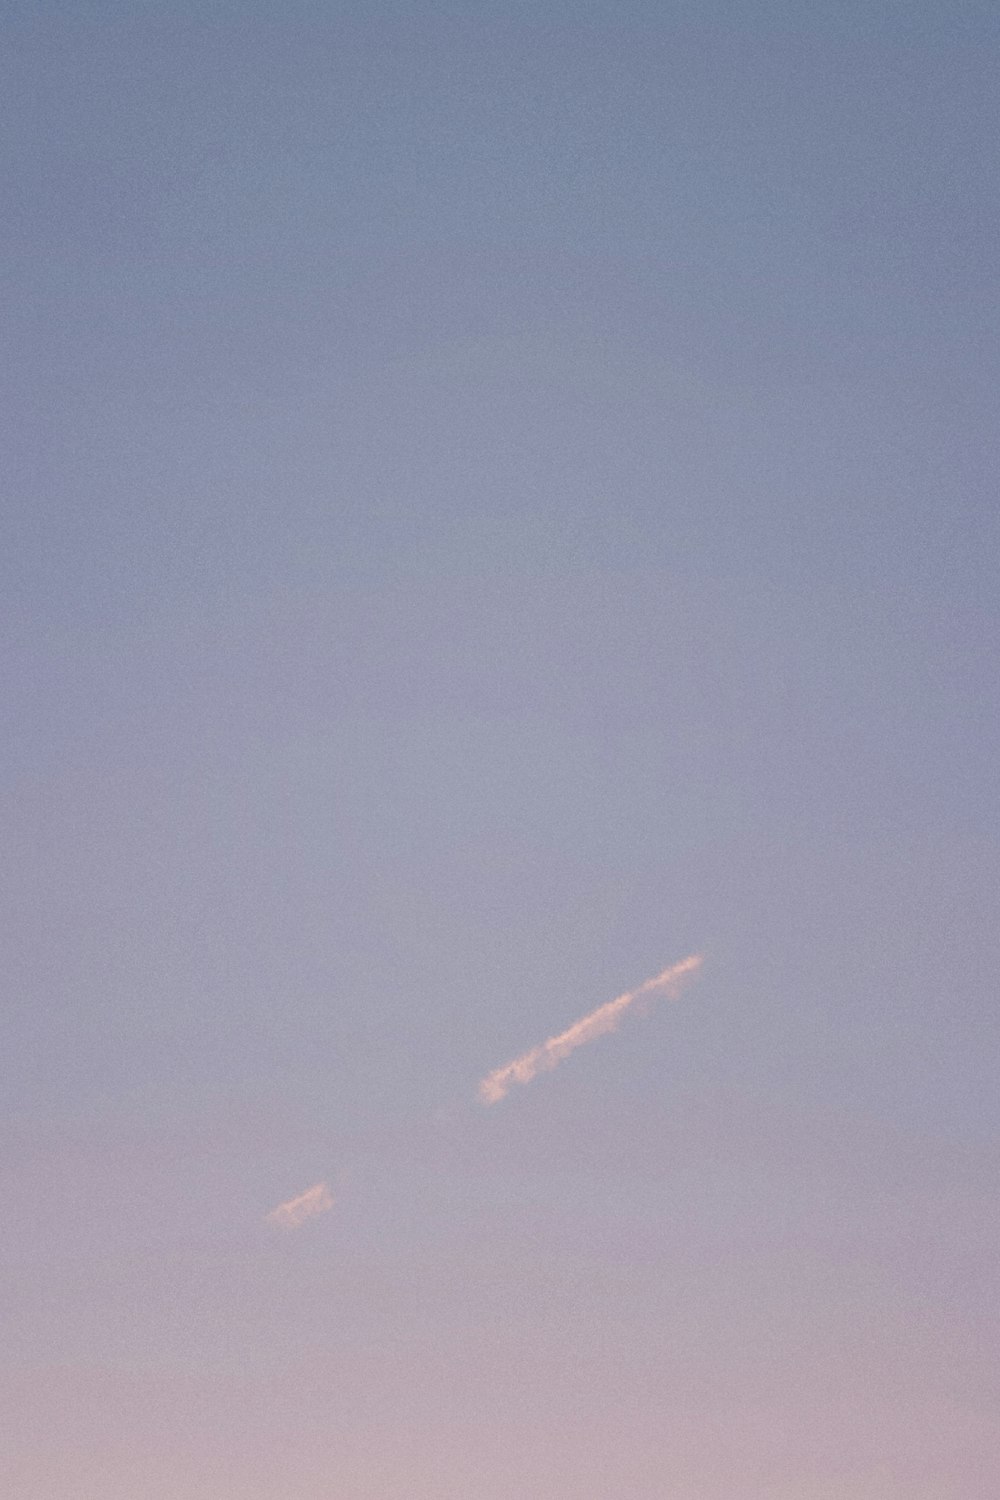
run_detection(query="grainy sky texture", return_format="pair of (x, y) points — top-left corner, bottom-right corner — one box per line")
(3, 2), (999, 1497)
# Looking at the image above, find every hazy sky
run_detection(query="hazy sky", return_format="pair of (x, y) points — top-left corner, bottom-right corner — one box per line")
(3, 3), (998, 1496)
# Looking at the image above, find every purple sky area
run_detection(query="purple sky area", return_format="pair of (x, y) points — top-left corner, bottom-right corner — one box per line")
(3, 2), (998, 1496)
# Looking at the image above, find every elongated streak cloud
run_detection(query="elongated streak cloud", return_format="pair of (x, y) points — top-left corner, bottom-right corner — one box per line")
(478, 954), (704, 1105)
(266, 1181), (334, 1229)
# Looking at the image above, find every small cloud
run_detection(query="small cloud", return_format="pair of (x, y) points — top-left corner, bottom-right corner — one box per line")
(479, 954), (704, 1104)
(266, 1181), (334, 1230)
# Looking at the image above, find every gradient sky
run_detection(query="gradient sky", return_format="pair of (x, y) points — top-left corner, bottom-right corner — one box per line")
(3, 2), (999, 1496)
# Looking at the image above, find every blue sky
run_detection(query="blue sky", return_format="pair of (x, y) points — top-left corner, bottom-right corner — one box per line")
(3, 3), (998, 1496)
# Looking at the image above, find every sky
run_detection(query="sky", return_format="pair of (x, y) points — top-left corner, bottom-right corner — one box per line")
(2, 2), (998, 1496)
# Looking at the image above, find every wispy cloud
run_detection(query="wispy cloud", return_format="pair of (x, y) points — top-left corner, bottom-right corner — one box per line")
(266, 1181), (334, 1229)
(478, 954), (704, 1105)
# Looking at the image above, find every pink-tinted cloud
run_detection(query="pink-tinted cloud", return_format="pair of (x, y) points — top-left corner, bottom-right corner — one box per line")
(479, 954), (704, 1104)
(266, 1181), (334, 1229)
